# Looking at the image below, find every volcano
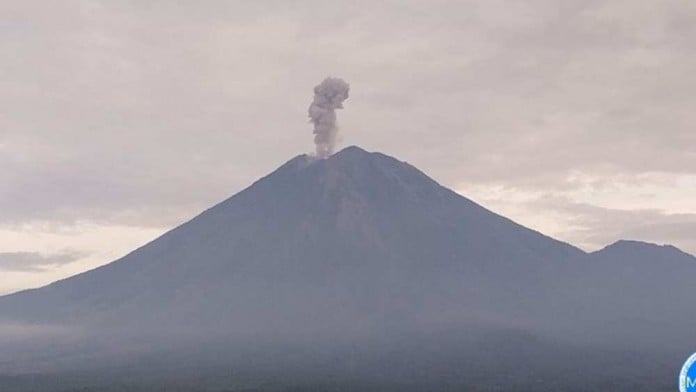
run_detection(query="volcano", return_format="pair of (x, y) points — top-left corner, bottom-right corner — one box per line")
(1, 146), (694, 391)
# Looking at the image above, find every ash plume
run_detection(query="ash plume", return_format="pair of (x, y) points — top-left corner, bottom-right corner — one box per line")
(308, 77), (350, 158)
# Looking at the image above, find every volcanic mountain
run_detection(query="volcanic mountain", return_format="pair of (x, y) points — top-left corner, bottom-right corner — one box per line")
(0, 146), (694, 391)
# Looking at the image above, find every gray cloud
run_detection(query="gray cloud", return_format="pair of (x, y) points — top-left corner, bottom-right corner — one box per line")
(0, 250), (88, 272)
(522, 195), (696, 255)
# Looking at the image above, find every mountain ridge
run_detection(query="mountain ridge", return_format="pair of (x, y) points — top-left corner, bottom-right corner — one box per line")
(0, 145), (694, 391)
(5, 145), (695, 302)
(593, 239), (695, 259)
(1, 146), (692, 325)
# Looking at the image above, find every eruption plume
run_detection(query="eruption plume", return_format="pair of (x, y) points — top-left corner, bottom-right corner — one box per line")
(308, 77), (350, 158)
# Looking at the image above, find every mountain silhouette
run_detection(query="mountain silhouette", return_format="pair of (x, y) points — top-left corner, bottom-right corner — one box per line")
(0, 146), (694, 391)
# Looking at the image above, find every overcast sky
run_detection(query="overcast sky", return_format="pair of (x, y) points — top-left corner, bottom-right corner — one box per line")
(2, 0), (695, 294)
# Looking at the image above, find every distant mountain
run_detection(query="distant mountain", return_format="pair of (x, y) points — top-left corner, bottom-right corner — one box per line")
(581, 240), (696, 351)
(0, 146), (694, 391)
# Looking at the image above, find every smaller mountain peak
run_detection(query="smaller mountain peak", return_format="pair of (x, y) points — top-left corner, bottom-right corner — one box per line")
(595, 239), (694, 259)
(606, 240), (674, 251)
(610, 239), (647, 248)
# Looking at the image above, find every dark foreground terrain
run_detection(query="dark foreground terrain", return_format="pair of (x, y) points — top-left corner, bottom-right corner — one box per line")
(0, 340), (682, 392)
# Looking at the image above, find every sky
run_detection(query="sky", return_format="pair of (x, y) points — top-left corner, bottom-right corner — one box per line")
(1, 0), (695, 294)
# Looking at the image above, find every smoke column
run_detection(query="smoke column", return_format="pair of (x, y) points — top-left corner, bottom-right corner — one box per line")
(308, 77), (350, 158)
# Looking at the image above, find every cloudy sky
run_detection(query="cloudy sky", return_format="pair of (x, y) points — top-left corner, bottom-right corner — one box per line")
(2, 0), (695, 294)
